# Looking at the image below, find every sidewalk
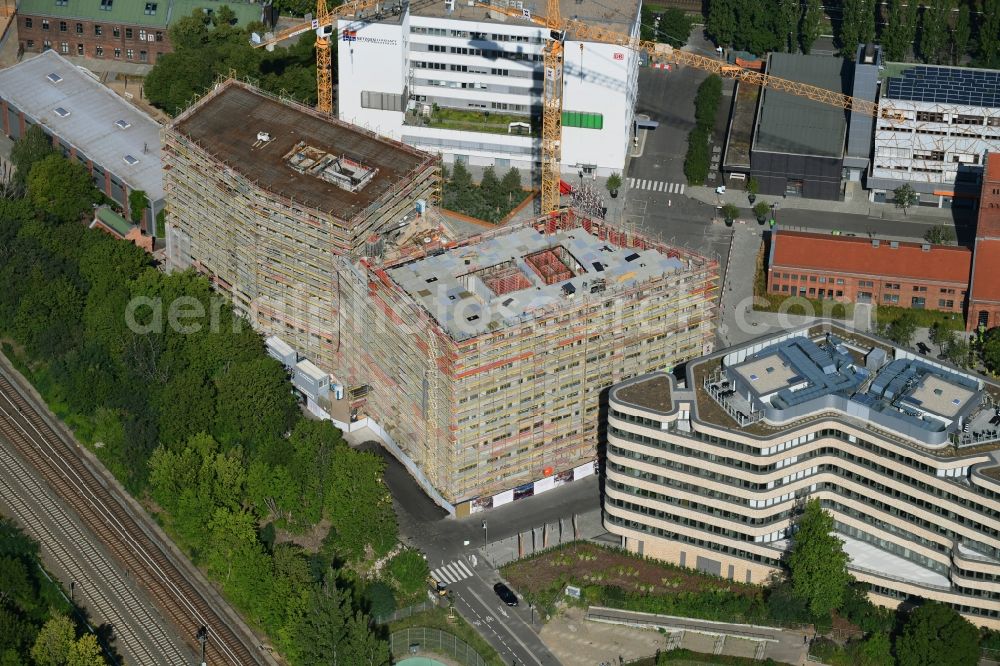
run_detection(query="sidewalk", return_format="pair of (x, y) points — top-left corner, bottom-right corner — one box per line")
(686, 184), (964, 223)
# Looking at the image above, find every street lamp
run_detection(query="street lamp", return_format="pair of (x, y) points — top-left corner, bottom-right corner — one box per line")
(196, 626), (208, 666)
(70, 581), (75, 603)
(482, 520), (488, 548)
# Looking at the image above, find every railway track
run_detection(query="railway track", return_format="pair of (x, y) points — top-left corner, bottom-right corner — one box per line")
(0, 368), (267, 666)
(0, 447), (191, 665)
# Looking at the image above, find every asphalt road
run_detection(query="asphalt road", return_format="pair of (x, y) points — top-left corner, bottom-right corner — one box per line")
(362, 441), (587, 666)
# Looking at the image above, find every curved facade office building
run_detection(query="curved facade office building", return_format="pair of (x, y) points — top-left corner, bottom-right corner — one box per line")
(604, 323), (1000, 627)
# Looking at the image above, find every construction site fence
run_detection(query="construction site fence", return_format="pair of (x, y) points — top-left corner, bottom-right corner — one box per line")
(389, 627), (490, 666)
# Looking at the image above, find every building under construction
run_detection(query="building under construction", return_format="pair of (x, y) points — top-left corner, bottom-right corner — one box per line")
(163, 79), (439, 369)
(162, 80), (717, 514)
(337, 212), (718, 514)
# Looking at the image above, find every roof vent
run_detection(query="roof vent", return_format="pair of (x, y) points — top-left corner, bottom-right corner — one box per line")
(872, 239), (880, 247)
(890, 241), (900, 249)
(53, 107), (70, 118)
(114, 119), (131, 130)
(123, 154), (139, 166)
(46, 72), (63, 84)
(921, 243), (931, 251)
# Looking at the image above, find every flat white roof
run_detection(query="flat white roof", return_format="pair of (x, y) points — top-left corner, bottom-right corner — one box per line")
(295, 359), (327, 382)
(0, 51), (164, 201)
(265, 335), (295, 357)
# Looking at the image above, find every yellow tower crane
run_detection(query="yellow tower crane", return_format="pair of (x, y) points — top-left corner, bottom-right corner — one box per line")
(480, 1), (881, 214)
(251, 0), (389, 115)
(256, 1), (882, 212)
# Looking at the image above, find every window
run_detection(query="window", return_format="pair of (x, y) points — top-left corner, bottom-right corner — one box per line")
(113, 47), (121, 58)
(114, 119), (130, 129)
(562, 110), (604, 129)
(911, 296), (925, 307)
(809, 276), (817, 282)
(913, 286), (927, 292)
(884, 294), (899, 304)
(53, 107), (70, 118)
(59, 21), (67, 32)
(144, 2), (158, 14)
(138, 29), (147, 41)
(491, 68), (509, 76)
(428, 44), (445, 52)
(95, 45), (103, 57)
(59, 41), (68, 53)
(125, 48), (134, 59)
(155, 31), (163, 42)
(916, 111), (945, 122)
(836, 290), (844, 297)
(941, 287), (955, 294)
(43, 39), (51, 49)
(94, 24), (102, 36)
(42, 19), (49, 30)
(808, 288), (816, 295)
(113, 26), (120, 38)
(836, 278), (845, 285)
(26, 39), (34, 48)
(939, 299), (955, 308)
(125, 27), (132, 39)
(123, 154), (139, 166)
(77, 43), (84, 55)
(818, 276), (827, 283)
(954, 114), (983, 125)
(75, 23), (83, 34)
(24, 17), (32, 28)
(100, 0), (113, 9)
(139, 50), (147, 62)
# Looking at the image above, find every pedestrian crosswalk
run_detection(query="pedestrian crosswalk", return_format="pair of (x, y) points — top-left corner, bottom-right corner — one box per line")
(628, 177), (686, 194)
(431, 559), (475, 585)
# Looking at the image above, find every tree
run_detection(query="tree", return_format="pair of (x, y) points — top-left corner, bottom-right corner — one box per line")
(982, 329), (1000, 372)
(128, 190), (149, 226)
(944, 337), (970, 366)
(27, 155), (97, 223)
(66, 635), (105, 666)
(706, 0), (738, 48)
(924, 224), (956, 245)
(883, 311), (919, 346)
(643, 7), (694, 48)
(31, 615), (75, 666)
(694, 75), (723, 132)
(976, 0), (1000, 67)
(10, 125), (55, 190)
(213, 357), (298, 450)
(605, 172), (622, 195)
(951, 2), (971, 64)
(929, 321), (956, 348)
(896, 602), (980, 666)
(387, 549), (430, 599)
(855, 631), (894, 666)
(893, 183), (919, 214)
(777, 0), (800, 52)
(364, 581), (396, 619)
(721, 203), (740, 224)
(500, 167), (522, 204)
(838, 0), (876, 57)
(917, 0), (951, 64)
(684, 129), (711, 185)
(787, 499), (850, 617)
(290, 580), (389, 666)
(799, 0), (824, 54)
(881, 0), (909, 60)
(325, 446), (398, 560)
(753, 201), (771, 223)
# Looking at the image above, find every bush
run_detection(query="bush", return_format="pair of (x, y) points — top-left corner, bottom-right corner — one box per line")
(387, 549), (430, 601)
(365, 581), (397, 619)
(694, 75), (723, 131)
(684, 128), (711, 185)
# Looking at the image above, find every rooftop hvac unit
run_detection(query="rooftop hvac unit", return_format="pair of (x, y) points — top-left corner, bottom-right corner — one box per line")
(890, 241), (899, 249)
(872, 239), (880, 247)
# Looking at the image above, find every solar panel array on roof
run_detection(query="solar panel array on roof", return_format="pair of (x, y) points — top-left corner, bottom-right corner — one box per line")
(885, 65), (1000, 107)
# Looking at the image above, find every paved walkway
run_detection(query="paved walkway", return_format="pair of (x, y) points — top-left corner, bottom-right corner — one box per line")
(687, 184), (960, 223)
(585, 607), (811, 665)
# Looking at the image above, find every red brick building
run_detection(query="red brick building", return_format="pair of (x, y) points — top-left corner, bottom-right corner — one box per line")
(767, 231), (972, 314)
(968, 154), (1000, 331)
(16, 0), (265, 66)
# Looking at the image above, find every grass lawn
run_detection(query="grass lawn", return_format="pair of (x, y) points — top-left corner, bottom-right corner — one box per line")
(389, 606), (506, 666)
(501, 542), (767, 624)
(411, 107), (540, 137)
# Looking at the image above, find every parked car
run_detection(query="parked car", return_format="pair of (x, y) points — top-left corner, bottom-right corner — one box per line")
(493, 582), (518, 606)
(429, 577), (448, 596)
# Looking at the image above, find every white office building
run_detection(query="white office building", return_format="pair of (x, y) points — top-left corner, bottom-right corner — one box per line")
(336, 0), (641, 177)
(871, 64), (1000, 209)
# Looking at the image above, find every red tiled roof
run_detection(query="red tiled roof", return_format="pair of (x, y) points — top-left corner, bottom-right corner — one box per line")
(771, 231), (971, 284)
(971, 239), (1000, 303)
